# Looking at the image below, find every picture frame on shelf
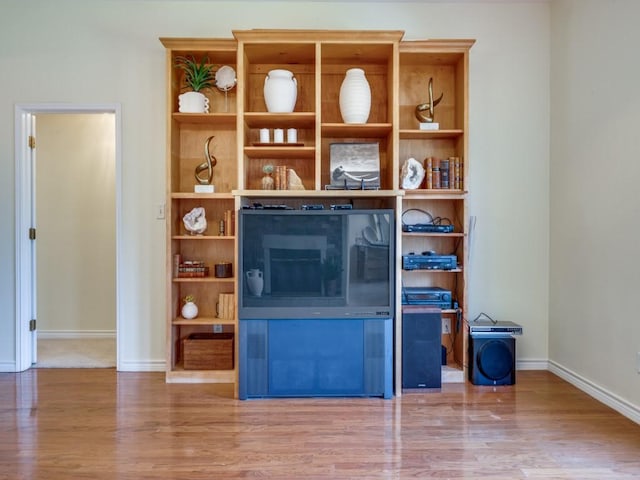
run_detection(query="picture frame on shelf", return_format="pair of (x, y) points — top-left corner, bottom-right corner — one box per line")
(328, 142), (380, 190)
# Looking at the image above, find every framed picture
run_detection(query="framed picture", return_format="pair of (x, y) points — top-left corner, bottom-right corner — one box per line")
(328, 142), (380, 189)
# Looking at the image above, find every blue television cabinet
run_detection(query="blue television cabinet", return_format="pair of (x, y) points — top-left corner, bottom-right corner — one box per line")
(239, 317), (393, 399)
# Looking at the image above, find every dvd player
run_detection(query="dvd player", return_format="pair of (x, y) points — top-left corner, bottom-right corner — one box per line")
(469, 320), (523, 335)
(402, 224), (454, 233)
(402, 253), (457, 271)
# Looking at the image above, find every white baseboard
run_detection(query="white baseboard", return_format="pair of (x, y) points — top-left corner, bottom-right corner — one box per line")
(117, 360), (165, 372)
(548, 360), (640, 425)
(38, 330), (116, 339)
(0, 361), (17, 372)
(517, 358), (549, 370)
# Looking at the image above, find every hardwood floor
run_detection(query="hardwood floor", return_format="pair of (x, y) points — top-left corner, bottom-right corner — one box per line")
(1, 370), (638, 479)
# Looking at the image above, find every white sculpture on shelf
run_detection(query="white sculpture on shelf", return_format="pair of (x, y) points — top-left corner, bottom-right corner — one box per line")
(183, 207), (207, 235)
(288, 168), (305, 190)
(400, 157), (425, 189)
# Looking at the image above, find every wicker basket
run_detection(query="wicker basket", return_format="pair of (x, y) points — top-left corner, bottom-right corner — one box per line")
(183, 332), (234, 370)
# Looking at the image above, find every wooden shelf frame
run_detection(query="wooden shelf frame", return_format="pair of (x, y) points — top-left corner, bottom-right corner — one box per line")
(161, 31), (474, 396)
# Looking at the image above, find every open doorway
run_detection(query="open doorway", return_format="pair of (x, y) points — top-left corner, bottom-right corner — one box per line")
(14, 104), (122, 371)
(35, 113), (116, 368)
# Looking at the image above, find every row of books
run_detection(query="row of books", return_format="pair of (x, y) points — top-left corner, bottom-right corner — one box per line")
(424, 156), (463, 190)
(273, 165), (289, 190)
(217, 293), (235, 321)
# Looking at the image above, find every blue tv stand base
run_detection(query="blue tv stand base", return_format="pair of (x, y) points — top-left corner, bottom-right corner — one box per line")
(239, 318), (393, 399)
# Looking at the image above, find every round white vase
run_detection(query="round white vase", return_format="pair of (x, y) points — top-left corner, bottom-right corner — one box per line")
(264, 69), (297, 113)
(181, 301), (198, 319)
(339, 68), (371, 124)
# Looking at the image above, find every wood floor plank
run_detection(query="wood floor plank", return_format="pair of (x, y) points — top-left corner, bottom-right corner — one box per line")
(0, 370), (639, 479)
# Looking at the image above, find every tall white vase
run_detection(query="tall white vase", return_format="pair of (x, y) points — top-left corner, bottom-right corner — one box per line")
(264, 69), (297, 113)
(339, 68), (371, 124)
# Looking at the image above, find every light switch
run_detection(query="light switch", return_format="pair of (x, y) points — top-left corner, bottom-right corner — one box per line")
(156, 203), (165, 220)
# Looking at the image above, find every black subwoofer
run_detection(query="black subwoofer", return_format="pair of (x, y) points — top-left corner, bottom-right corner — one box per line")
(468, 334), (516, 386)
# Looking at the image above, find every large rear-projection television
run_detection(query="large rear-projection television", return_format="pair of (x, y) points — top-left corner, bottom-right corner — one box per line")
(238, 209), (395, 319)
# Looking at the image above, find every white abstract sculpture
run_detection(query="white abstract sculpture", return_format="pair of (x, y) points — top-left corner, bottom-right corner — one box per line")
(183, 207), (207, 235)
(288, 168), (306, 190)
(400, 157), (425, 189)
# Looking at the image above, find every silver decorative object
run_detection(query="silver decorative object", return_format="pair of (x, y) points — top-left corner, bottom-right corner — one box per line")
(195, 135), (217, 185)
(415, 77), (443, 124)
(215, 65), (237, 112)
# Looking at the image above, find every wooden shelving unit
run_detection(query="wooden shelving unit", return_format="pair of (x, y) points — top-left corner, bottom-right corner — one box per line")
(398, 39), (474, 378)
(161, 31), (474, 397)
(161, 38), (240, 395)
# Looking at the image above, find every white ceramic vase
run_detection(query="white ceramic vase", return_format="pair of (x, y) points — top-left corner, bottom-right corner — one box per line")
(178, 91), (210, 113)
(264, 69), (297, 113)
(181, 301), (198, 319)
(245, 269), (264, 297)
(339, 68), (371, 124)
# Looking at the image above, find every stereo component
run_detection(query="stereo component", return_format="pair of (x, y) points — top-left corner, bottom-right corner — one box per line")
(401, 287), (452, 309)
(402, 223), (454, 233)
(469, 320), (523, 335)
(402, 253), (457, 271)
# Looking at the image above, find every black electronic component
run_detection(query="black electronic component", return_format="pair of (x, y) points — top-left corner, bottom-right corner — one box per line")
(402, 253), (457, 271)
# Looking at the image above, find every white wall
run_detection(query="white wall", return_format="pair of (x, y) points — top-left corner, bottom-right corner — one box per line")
(0, 1), (550, 372)
(550, 0), (640, 409)
(36, 113), (116, 333)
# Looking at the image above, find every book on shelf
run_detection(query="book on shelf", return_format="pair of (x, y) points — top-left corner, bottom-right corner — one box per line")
(440, 158), (450, 189)
(422, 156), (464, 190)
(425, 157), (433, 189)
(223, 209), (235, 236)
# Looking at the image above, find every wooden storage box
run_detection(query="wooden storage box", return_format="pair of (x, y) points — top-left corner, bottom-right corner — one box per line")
(183, 333), (234, 370)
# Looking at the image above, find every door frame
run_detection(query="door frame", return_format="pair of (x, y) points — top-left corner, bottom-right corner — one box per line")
(14, 103), (123, 371)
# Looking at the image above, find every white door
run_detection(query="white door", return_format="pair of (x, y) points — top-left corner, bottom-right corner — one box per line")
(14, 104), (122, 372)
(35, 113), (117, 366)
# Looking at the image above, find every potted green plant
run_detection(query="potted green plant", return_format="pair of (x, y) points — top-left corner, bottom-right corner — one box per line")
(175, 55), (217, 113)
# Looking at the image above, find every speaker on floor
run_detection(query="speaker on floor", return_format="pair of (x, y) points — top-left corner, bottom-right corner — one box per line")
(402, 306), (441, 389)
(468, 334), (516, 386)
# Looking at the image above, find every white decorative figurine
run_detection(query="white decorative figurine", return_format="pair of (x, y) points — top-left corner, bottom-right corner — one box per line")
(400, 157), (425, 189)
(183, 207), (207, 235)
(287, 168), (306, 190)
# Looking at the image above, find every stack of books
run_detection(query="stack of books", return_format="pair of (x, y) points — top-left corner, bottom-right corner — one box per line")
(177, 260), (209, 278)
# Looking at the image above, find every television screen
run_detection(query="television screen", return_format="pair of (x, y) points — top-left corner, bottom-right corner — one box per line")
(239, 209), (395, 319)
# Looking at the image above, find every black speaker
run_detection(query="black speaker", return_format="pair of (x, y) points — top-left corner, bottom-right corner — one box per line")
(468, 334), (516, 386)
(402, 306), (441, 389)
